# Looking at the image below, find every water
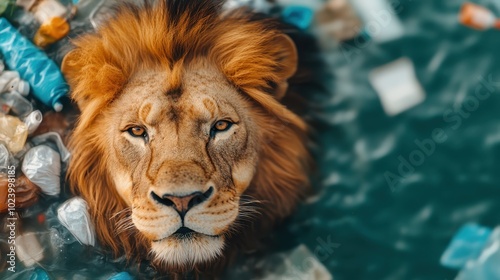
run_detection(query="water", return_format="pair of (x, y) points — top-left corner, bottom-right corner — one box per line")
(262, 0), (500, 279)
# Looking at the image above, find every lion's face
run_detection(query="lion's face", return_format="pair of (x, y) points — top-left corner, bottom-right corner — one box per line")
(63, 0), (310, 273)
(105, 61), (258, 264)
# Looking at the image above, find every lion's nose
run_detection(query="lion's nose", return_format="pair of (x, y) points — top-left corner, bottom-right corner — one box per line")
(151, 187), (213, 218)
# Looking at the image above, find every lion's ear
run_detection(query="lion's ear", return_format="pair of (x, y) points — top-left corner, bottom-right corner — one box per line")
(272, 34), (298, 100)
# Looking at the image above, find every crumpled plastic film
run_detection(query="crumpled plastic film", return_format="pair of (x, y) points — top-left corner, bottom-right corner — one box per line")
(0, 112), (28, 153)
(31, 132), (70, 162)
(57, 197), (96, 246)
(21, 145), (61, 196)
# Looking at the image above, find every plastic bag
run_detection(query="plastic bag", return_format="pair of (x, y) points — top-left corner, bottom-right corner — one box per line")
(0, 18), (69, 111)
(21, 145), (61, 196)
(0, 112), (29, 153)
(31, 132), (70, 162)
(57, 197), (96, 246)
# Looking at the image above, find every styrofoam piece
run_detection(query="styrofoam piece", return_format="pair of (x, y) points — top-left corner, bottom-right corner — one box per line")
(369, 58), (426, 116)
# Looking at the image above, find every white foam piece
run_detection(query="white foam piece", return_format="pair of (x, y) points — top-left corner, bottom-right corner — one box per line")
(369, 58), (426, 116)
(350, 0), (404, 43)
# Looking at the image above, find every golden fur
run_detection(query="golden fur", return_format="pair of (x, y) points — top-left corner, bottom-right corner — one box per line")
(63, 0), (310, 276)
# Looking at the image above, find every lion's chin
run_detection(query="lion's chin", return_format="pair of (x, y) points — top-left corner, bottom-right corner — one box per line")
(150, 233), (225, 267)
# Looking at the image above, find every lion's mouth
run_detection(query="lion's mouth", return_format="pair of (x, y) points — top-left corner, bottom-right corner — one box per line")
(152, 226), (219, 242)
(172, 226), (195, 239)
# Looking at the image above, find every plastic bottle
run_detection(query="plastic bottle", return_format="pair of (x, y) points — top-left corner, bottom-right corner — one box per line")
(0, 112), (29, 153)
(459, 3), (500, 30)
(0, 70), (30, 95)
(0, 90), (33, 118)
(0, 18), (69, 112)
(16, 0), (72, 48)
(24, 109), (43, 134)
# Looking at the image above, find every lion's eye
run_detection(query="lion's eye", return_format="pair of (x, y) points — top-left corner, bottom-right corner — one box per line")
(127, 126), (147, 138)
(210, 120), (232, 137)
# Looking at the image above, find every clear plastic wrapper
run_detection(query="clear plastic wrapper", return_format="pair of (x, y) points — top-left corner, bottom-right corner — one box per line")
(21, 144), (61, 196)
(0, 18), (69, 111)
(0, 112), (29, 153)
(24, 109), (43, 134)
(57, 197), (96, 246)
(0, 90), (33, 118)
(31, 132), (70, 162)
(0, 144), (8, 172)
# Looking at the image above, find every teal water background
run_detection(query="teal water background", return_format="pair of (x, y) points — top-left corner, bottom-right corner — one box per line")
(258, 0), (500, 279)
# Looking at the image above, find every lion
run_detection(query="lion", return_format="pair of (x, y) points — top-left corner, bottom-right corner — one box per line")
(62, 0), (311, 276)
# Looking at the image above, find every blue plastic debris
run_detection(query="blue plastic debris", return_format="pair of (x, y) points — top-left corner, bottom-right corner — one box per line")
(281, 6), (314, 30)
(108, 272), (134, 280)
(456, 227), (500, 280)
(440, 223), (492, 269)
(0, 18), (69, 112)
(30, 268), (50, 280)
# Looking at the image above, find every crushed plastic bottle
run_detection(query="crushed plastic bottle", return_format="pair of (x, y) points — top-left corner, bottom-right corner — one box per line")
(440, 223), (492, 269)
(21, 145), (61, 196)
(57, 197), (96, 246)
(0, 112), (29, 153)
(0, 17), (69, 111)
(0, 90), (33, 118)
(24, 109), (43, 134)
(16, 0), (72, 48)
(456, 226), (500, 280)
